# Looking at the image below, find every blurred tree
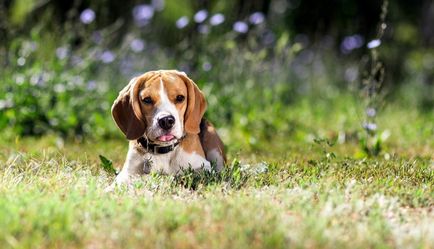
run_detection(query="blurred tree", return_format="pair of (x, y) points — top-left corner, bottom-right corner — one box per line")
(3, 0), (433, 47)
(1, 0), (433, 88)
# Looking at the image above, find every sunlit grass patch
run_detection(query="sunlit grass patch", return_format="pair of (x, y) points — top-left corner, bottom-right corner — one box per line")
(0, 90), (432, 249)
(0, 136), (432, 248)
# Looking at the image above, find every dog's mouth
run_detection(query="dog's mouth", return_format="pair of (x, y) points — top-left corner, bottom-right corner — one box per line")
(157, 134), (175, 142)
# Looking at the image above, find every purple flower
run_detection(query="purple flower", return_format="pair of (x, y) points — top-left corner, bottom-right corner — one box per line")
(202, 62), (212, 71)
(366, 108), (376, 117)
(233, 21), (248, 33)
(194, 9), (208, 23)
(176, 16), (189, 29)
(87, 80), (97, 90)
(100, 50), (115, 63)
(80, 8), (95, 24)
(198, 24), (209, 34)
(133, 4), (154, 26)
(23, 41), (37, 53)
(261, 31), (275, 45)
(249, 12), (265, 25)
(30, 74), (45, 86)
(71, 55), (83, 66)
(340, 34), (364, 54)
(120, 59), (134, 75)
(210, 13), (225, 26)
(363, 122), (377, 132)
(130, 39), (145, 52)
(56, 47), (69, 60)
(91, 32), (103, 44)
(344, 67), (358, 82)
(151, 0), (165, 11)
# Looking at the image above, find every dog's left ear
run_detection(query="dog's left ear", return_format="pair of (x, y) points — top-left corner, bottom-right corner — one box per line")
(111, 77), (146, 140)
(176, 72), (207, 134)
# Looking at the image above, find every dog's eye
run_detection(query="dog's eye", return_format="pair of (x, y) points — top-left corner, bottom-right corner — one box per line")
(175, 95), (185, 103)
(142, 97), (153, 104)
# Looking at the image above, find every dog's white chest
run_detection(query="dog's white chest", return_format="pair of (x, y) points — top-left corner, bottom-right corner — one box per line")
(143, 152), (175, 174)
(114, 146), (212, 187)
(144, 148), (211, 174)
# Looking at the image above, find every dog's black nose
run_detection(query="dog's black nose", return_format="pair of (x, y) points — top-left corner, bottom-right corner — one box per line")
(158, 115), (175, 130)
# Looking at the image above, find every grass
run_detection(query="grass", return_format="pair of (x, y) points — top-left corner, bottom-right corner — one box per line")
(2, 2), (433, 247)
(0, 99), (434, 248)
(0, 98), (433, 249)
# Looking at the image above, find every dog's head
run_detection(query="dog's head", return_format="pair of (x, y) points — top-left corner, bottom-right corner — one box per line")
(111, 70), (206, 143)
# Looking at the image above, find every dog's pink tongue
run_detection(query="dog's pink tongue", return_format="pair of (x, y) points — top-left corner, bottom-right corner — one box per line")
(158, 134), (175, 142)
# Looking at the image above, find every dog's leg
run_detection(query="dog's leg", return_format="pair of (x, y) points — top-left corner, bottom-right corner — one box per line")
(112, 143), (145, 188)
(199, 120), (226, 171)
(175, 148), (212, 172)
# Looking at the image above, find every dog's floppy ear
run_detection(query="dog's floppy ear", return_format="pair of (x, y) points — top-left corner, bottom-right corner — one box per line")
(111, 77), (146, 140)
(176, 71), (207, 134)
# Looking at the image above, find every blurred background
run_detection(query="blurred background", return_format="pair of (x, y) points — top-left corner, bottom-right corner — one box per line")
(0, 0), (433, 153)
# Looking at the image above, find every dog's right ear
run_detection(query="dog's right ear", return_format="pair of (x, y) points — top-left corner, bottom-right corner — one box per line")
(111, 77), (146, 140)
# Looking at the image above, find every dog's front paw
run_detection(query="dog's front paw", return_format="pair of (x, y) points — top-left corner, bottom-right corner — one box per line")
(105, 173), (132, 192)
(202, 160), (212, 171)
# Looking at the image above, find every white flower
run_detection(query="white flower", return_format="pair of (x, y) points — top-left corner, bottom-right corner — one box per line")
(17, 57), (26, 66)
(54, 84), (65, 93)
(367, 39), (381, 49)
(0, 99), (12, 110)
(15, 75), (25, 84)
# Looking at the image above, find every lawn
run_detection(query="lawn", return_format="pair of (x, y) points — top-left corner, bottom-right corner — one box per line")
(0, 99), (432, 249)
(1, 0), (433, 248)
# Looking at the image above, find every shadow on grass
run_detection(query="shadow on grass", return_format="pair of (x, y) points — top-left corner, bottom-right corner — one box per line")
(171, 160), (250, 190)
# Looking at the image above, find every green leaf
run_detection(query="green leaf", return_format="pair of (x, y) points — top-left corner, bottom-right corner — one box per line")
(99, 155), (117, 175)
(10, 0), (36, 25)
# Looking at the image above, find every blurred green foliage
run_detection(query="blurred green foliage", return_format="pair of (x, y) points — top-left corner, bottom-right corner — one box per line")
(0, 0), (433, 145)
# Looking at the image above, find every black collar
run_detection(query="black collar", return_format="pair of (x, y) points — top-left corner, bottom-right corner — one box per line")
(137, 137), (180, 154)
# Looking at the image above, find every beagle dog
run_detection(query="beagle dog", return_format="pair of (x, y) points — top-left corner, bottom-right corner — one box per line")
(111, 70), (225, 186)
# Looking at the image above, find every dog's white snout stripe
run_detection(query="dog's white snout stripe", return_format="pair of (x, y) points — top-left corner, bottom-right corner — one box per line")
(157, 79), (177, 117)
(151, 78), (183, 138)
